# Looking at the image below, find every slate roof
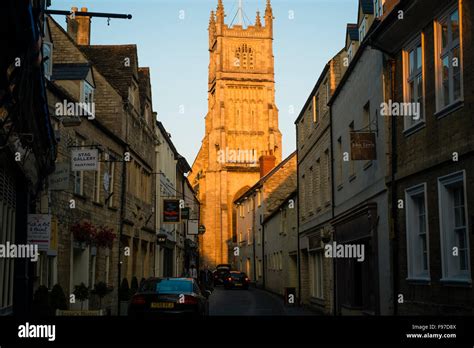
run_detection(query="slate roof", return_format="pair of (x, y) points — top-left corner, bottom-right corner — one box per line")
(347, 23), (359, 41)
(360, 0), (375, 14)
(80, 44), (139, 99)
(51, 63), (91, 81)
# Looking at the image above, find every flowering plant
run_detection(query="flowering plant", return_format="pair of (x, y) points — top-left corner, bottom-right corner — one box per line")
(94, 226), (116, 249)
(71, 221), (96, 245)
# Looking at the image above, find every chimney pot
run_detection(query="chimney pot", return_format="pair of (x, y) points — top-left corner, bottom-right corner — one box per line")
(67, 6), (91, 45)
(259, 153), (276, 178)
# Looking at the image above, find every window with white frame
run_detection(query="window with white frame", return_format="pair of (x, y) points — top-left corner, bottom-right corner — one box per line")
(374, 0), (385, 18)
(337, 137), (343, 185)
(347, 44), (353, 62)
(324, 149), (330, 202)
(435, 6), (462, 110)
(82, 81), (94, 105)
(403, 36), (424, 129)
(405, 184), (430, 280)
(310, 251), (324, 299)
(359, 17), (367, 42)
(315, 158), (321, 210)
(325, 79), (330, 108)
(43, 42), (53, 80)
(438, 171), (471, 282)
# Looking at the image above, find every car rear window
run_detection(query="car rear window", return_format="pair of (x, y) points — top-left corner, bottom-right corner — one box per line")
(155, 280), (193, 294)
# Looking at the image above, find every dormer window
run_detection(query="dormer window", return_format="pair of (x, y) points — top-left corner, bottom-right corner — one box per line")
(43, 42), (53, 80)
(359, 18), (367, 42)
(82, 81), (94, 104)
(347, 44), (354, 62)
(129, 81), (139, 110)
(374, 0), (385, 18)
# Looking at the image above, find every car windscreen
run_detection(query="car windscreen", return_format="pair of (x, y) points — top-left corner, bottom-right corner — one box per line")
(155, 280), (193, 294)
(230, 273), (243, 279)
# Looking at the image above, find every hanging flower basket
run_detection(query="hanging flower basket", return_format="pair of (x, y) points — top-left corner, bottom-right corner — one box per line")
(71, 221), (96, 246)
(94, 226), (116, 249)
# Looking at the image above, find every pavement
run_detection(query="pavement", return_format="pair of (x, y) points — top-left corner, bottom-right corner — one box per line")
(209, 285), (317, 316)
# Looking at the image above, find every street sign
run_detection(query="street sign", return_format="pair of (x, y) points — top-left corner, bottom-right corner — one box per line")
(71, 148), (98, 171)
(187, 220), (199, 235)
(48, 162), (69, 190)
(163, 199), (180, 223)
(27, 214), (51, 252)
(198, 225), (206, 234)
(350, 132), (376, 160)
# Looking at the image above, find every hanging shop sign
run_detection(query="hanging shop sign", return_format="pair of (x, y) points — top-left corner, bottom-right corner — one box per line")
(27, 214), (51, 252)
(48, 162), (70, 190)
(163, 199), (181, 223)
(180, 207), (190, 220)
(187, 219), (199, 236)
(71, 148), (98, 171)
(350, 132), (376, 160)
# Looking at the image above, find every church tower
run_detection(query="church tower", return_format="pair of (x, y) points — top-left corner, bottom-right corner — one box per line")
(190, 0), (282, 267)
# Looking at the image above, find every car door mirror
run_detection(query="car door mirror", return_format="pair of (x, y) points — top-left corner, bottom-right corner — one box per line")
(205, 290), (212, 298)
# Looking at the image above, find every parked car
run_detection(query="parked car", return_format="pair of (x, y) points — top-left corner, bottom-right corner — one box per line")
(128, 277), (210, 317)
(223, 271), (250, 290)
(213, 264), (231, 286)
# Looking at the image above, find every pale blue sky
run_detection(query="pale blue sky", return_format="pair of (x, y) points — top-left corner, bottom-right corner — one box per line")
(52, 0), (357, 164)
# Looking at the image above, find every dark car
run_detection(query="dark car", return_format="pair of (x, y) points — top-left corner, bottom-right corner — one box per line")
(213, 264), (231, 286)
(223, 271), (250, 290)
(128, 277), (210, 317)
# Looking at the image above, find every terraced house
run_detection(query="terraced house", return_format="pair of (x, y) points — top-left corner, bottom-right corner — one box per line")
(295, 49), (345, 314)
(371, 0), (474, 315)
(44, 9), (157, 313)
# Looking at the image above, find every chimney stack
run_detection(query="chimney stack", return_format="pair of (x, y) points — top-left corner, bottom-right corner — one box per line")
(259, 151), (276, 178)
(67, 7), (91, 45)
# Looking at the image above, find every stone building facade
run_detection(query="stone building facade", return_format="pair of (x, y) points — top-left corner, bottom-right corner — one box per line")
(295, 51), (345, 314)
(44, 11), (157, 312)
(234, 152), (297, 287)
(329, 0), (393, 315)
(263, 193), (298, 297)
(372, 0), (474, 315)
(189, 0), (282, 268)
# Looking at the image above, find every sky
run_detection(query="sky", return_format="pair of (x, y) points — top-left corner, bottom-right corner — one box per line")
(52, 0), (357, 164)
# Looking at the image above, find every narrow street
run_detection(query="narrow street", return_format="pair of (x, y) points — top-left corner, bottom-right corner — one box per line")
(209, 286), (315, 316)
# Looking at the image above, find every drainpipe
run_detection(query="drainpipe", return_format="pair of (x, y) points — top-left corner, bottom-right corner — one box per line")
(117, 101), (129, 315)
(252, 194), (257, 286)
(389, 58), (399, 316)
(329, 102), (337, 316)
(295, 125), (301, 305)
(261, 214), (265, 289)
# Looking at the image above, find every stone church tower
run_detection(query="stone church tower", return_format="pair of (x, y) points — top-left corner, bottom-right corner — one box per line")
(189, 0), (282, 268)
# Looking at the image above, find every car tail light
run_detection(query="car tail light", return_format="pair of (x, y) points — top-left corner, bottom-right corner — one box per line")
(131, 295), (146, 305)
(228, 277), (232, 281)
(245, 277), (249, 282)
(184, 295), (198, 305)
